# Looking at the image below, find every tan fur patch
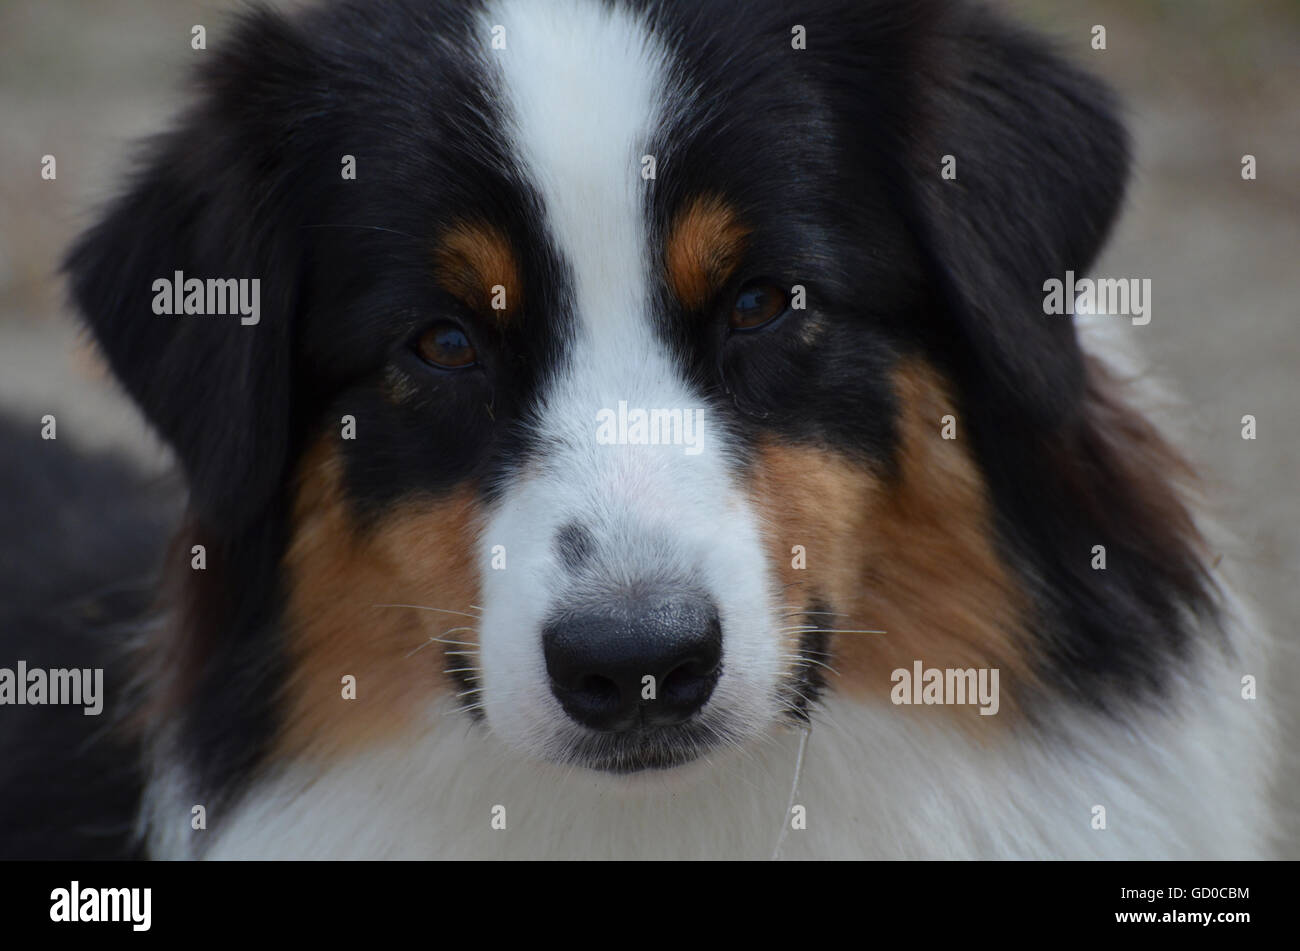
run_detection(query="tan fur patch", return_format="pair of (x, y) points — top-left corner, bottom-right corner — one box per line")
(277, 439), (483, 758)
(665, 195), (749, 311)
(749, 360), (1031, 728)
(433, 220), (521, 319)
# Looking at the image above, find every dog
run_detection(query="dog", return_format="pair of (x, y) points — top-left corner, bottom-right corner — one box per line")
(0, 0), (1274, 859)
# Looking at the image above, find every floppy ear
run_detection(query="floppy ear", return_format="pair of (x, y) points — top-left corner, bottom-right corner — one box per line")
(64, 10), (317, 530)
(899, 4), (1130, 427)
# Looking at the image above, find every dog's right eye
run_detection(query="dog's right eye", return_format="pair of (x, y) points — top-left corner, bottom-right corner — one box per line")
(413, 322), (478, 369)
(728, 280), (788, 331)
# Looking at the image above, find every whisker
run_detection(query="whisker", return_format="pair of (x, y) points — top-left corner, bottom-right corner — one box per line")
(804, 659), (840, 675)
(405, 635), (478, 658)
(780, 653), (840, 677)
(771, 726), (811, 861)
(373, 603), (481, 619)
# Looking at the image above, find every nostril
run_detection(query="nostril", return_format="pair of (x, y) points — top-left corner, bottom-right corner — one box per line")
(660, 659), (719, 705)
(577, 674), (620, 707)
(550, 672), (631, 731)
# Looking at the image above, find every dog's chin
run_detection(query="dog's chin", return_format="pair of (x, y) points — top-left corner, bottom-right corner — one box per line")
(533, 711), (748, 779)
(555, 720), (726, 776)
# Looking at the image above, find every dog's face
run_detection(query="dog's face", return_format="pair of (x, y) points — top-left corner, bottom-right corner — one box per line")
(295, 0), (916, 772)
(398, 1), (919, 770)
(70, 0), (1180, 787)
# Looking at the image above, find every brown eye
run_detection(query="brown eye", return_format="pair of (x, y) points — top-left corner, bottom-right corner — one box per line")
(729, 281), (787, 330)
(414, 322), (477, 369)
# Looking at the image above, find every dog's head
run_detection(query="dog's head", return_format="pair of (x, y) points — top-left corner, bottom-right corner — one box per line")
(70, 0), (1211, 787)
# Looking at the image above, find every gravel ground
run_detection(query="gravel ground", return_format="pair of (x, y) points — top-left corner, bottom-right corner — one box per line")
(1, 0), (1297, 855)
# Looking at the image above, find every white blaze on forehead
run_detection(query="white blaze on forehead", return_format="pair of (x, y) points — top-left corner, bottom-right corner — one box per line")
(480, 0), (713, 532)
(483, 0), (669, 349)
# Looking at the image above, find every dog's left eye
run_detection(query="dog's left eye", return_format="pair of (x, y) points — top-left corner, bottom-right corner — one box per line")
(413, 322), (478, 369)
(729, 281), (787, 331)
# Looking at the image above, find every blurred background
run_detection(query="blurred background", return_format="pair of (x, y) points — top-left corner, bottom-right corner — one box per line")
(0, 0), (1297, 854)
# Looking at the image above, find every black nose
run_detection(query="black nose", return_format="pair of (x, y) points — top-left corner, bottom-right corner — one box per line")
(543, 594), (722, 732)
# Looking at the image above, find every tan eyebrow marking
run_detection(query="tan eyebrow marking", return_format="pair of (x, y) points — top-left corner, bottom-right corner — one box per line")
(433, 220), (522, 319)
(665, 194), (749, 311)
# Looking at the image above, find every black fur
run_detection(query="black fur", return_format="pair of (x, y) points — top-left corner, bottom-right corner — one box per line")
(0, 417), (179, 858)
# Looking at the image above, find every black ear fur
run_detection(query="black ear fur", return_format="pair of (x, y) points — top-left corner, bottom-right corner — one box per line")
(64, 9), (318, 531)
(900, 2), (1131, 427)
